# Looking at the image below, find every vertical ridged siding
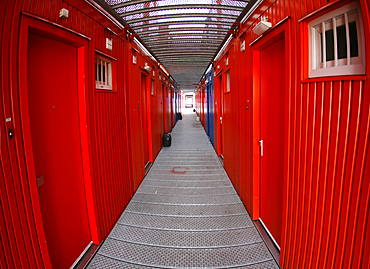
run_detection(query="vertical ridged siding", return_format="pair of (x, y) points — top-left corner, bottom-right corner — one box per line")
(0, 0), (138, 267)
(199, 0), (370, 268)
(89, 23), (133, 240)
(282, 80), (370, 269)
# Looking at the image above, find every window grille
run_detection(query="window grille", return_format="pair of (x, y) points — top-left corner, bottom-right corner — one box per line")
(309, 2), (365, 78)
(95, 54), (113, 90)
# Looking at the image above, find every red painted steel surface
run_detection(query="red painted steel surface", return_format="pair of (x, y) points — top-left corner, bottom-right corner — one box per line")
(150, 78), (165, 159)
(260, 37), (285, 247)
(0, 0), (369, 268)
(196, 0), (370, 268)
(141, 74), (150, 166)
(126, 43), (170, 191)
(27, 33), (91, 267)
(0, 0), (176, 268)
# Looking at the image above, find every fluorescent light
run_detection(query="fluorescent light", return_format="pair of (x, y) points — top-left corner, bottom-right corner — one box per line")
(134, 37), (157, 63)
(214, 34), (233, 62)
(206, 63), (213, 74)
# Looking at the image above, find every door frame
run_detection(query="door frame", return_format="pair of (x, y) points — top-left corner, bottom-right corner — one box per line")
(141, 72), (153, 164)
(251, 18), (292, 244)
(146, 76), (154, 163)
(215, 73), (223, 156)
(18, 14), (99, 266)
(206, 80), (210, 136)
(162, 83), (167, 133)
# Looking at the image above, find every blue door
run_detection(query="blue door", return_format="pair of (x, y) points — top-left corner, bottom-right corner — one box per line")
(206, 67), (215, 147)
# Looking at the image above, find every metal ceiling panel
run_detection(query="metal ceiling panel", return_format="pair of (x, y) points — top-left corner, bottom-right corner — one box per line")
(105, 0), (249, 91)
(127, 13), (237, 25)
(137, 27), (230, 35)
(131, 20), (232, 29)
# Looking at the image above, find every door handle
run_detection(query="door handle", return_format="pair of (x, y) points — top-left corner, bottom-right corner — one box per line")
(220, 117), (222, 124)
(259, 140), (263, 156)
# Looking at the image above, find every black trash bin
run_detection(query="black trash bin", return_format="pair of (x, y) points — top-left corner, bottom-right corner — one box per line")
(163, 133), (171, 147)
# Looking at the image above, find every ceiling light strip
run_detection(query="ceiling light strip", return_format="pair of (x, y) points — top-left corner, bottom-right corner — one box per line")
(114, 4), (244, 16)
(126, 13), (238, 24)
(241, 0), (264, 23)
(141, 33), (226, 40)
(137, 27), (229, 35)
(85, 0), (124, 30)
(206, 63), (213, 75)
(214, 34), (233, 61)
(131, 20), (231, 29)
(133, 37), (157, 63)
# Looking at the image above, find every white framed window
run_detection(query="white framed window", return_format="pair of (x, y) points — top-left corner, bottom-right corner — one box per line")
(309, 1), (366, 78)
(95, 53), (113, 90)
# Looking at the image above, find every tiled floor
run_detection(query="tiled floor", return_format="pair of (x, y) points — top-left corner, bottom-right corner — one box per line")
(87, 110), (280, 268)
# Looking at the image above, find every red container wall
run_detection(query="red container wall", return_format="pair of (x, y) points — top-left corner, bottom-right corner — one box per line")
(89, 22), (133, 241)
(200, 0), (370, 268)
(212, 47), (239, 189)
(150, 69), (165, 161)
(126, 43), (159, 191)
(197, 0), (370, 268)
(0, 2), (133, 267)
(0, 0), (176, 268)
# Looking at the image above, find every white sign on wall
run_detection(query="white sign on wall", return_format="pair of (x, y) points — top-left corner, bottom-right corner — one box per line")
(106, 38), (113, 51)
(240, 40), (245, 52)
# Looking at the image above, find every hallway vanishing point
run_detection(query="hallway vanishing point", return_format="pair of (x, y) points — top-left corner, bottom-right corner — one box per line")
(87, 110), (280, 268)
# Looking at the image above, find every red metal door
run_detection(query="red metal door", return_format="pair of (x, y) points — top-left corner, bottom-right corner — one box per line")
(260, 37), (285, 248)
(217, 75), (224, 157)
(166, 86), (171, 132)
(141, 74), (149, 166)
(162, 84), (167, 133)
(27, 33), (91, 268)
(220, 76), (224, 157)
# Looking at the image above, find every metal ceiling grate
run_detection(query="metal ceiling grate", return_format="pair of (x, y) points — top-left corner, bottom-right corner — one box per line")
(105, 0), (249, 91)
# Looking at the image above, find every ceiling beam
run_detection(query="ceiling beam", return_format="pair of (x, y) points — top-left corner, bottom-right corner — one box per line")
(152, 47), (217, 52)
(125, 13), (238, 24)
(145, 38), (222, 45)
(159, 59), (212, 63)
(131, 20), (232, 29)
(141, 32), (226, 40)
(137, 27), (229, 35)
(113, 4), (244, 16)
(155, 51), (214, 56)
(150, 44), (219, 50)
(112, 0), (248, 9)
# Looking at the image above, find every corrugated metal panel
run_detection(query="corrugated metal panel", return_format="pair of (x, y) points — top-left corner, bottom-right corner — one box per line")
(282, 79), (370, 269)
(0, 0), (141, 267)
(1, 1), (50, 268)
(89, 28), (133, 239)
(206, 0), (370, 268)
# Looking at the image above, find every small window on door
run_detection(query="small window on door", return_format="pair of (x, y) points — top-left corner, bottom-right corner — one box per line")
(309, 1), (365, 78)
(151, 79), (155, 95)
(225, 70), (231, 92)
(95, 53), (115, 90)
